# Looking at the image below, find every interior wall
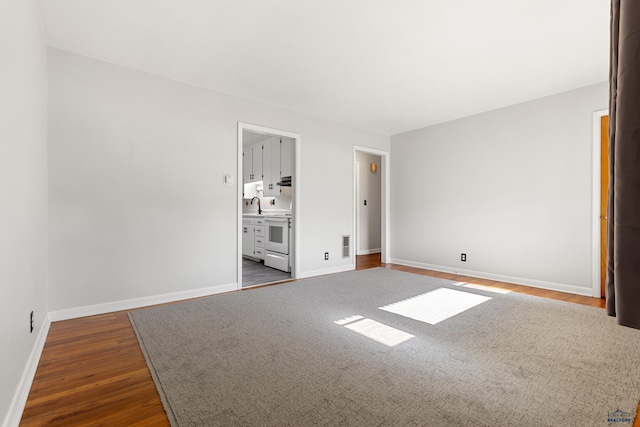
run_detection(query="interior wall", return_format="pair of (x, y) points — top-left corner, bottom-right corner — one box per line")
(390, 82), (607, 294)
(0, 0), (48, 423)
(356, 152), (381, 254)
(48, 48), (389, 312)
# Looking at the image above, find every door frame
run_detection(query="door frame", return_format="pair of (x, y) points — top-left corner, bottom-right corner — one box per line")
(353, 146), (390, 264)
(591, 109), (608, 298)
(355, 161), (361, 254)
(237, 122), (301, 289)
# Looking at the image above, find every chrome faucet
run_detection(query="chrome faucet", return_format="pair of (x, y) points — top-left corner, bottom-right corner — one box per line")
(250, 197), (262, 215)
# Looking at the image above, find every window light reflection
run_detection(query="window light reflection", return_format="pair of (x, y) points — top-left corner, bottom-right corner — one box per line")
(379, 288), (492, 325)
(462, 283), (511, 294)
(335, 315), (414, 347)
(450, 280), (511, 294)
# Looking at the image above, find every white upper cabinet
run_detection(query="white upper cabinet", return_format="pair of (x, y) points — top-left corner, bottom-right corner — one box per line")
(243, 137), (293, 191)
(243, 148), (252, 183)
(251, 144), (263, 182)
(280, 138), (293, 179)
(263, 137), (281, 197)
(243, 143), (264, 183)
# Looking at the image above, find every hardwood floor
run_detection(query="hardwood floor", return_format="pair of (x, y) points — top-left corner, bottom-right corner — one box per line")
(21, 254), (622, 426)
(20, 312), (169, 427)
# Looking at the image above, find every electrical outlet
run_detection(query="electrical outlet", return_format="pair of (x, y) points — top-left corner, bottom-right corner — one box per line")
(30, 311), (34, 333)
(461, 253), (467, 262)
(324, 252), (329, 261)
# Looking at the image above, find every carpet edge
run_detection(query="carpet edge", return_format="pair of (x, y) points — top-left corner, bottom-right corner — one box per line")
(128, 312), (178, 427)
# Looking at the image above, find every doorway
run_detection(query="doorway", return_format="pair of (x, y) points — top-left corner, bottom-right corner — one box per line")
(592, 109), (609, 298)
(355, 152), (382, 259)
(237, 123), (300, 289)
(353, 146), (390, 266)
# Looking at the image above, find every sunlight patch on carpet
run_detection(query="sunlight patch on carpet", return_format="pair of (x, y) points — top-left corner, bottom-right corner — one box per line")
(450, 281), (511, 294)
(462, 283), (511, 294)
(335, 315), (414, 347)
(379, 288), (492, 325)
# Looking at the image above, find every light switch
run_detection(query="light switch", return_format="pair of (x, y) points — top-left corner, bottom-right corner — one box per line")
(223, 174), (233, 185)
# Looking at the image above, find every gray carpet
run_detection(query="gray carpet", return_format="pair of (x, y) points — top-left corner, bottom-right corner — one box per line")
(129, 268), (640, 426)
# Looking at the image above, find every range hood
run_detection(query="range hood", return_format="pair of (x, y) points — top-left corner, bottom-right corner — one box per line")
(277, 176), (292, 187)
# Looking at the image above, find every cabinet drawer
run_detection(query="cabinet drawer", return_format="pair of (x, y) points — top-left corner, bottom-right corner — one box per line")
(254, 226), (265, 237)
(254, 247), (265, 259)
(255, 237), (264, 248)
(255, 218), (265, 225)
(264, 251), (290, 272)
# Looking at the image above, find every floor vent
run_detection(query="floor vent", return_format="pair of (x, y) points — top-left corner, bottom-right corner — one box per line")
(342, 235), (351, 258)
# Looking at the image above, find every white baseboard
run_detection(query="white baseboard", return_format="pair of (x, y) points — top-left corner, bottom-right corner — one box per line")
(357, 248), (381, 255)
(297, 264), (354, 279)
(2, 314), (51, 427)
(390, 258), (594, 297)
(48, 282), (238, 322)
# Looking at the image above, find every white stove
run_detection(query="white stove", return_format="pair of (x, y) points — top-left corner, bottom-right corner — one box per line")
(264, 216), (291, 272)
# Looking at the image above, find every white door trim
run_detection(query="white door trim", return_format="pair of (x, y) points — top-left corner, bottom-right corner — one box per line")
(353, 145), (390, 264)
(237, 122), (301, 289)
(355, 161), (360, 255)
(592, 109), (608, 298)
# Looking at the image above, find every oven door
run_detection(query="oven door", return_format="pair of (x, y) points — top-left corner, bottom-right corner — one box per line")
(265, 217), (289, 254)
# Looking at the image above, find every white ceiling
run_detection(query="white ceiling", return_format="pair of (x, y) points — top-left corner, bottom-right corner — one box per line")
(36, 0), (609, 136)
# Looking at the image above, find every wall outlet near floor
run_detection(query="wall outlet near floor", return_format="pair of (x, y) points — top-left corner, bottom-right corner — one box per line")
(30, 311), (34, 333)
(461, 253), (467, 262)
(324, 252), (329, 261)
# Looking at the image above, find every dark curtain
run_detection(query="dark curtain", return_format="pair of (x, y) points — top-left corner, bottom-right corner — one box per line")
(606, 0), (640, 329)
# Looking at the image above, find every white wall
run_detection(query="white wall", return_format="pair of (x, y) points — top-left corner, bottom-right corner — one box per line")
(390, 82), (607, 295)
(48, 48), (389, 313)
(356, 152), (381, 253)
(0, 0), (48, 424)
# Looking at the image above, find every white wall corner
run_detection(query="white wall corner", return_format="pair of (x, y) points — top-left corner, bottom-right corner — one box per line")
(297, 264), (355, 280)
(2, 314), (51, 427)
